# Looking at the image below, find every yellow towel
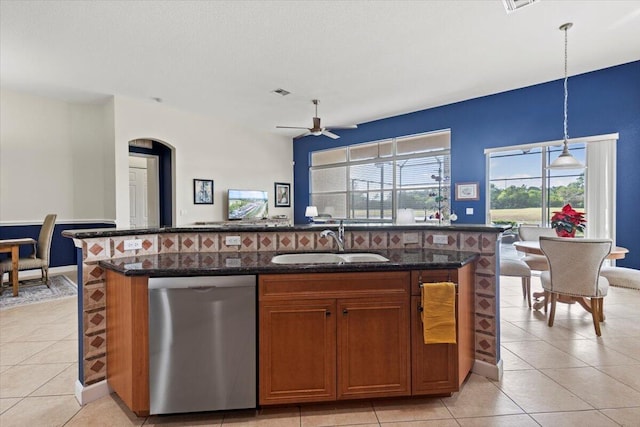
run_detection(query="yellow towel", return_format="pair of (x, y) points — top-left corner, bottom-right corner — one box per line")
(421, 282), (457, 344)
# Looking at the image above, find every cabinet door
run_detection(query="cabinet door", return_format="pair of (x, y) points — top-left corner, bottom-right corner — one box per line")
(411, 295), (458, 395)
(337, 297), (410, 399)
(259, 299), (336, 405)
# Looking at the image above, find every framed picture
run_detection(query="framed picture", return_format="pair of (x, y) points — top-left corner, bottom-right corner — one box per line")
(274, 182), (291, 207)
(193, 179), (214, 204)
(455, 182), (479, 201)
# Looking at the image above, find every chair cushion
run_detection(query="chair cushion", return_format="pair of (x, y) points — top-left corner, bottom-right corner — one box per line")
(600, 267), (640, 290)
(522, 254), (549, 271)
(0, 257), (46, 274)
(500, 258), (531, 277)
(541, 271), (609, 297)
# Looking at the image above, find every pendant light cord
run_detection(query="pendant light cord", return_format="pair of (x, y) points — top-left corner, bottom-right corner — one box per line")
(563, 24), (569, 143)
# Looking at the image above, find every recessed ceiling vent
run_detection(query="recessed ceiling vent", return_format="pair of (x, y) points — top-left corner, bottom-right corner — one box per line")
(502, 0), (540, 14)
(272, 88), (291, 96)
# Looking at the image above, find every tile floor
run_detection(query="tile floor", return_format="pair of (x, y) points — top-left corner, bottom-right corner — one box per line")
(1, 273), (639, 426)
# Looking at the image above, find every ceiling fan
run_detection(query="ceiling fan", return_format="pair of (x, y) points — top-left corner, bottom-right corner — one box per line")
(276, 99), (358, 140)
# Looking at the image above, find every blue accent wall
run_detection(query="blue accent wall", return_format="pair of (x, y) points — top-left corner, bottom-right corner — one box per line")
(293, 61), (640, 268)
(0, 222), (115, 268)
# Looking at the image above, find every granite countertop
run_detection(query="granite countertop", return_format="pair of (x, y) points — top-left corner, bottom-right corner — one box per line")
(98, 248), (479, 277)
(65, 223), (509, 239)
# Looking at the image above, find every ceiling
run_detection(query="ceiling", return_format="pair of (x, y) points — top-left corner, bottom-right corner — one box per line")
(1, 1), (639, 139)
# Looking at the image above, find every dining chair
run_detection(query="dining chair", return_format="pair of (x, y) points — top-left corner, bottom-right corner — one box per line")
(517, 225), (556, 271)
(539, 236), (612, 336)
(500, 258), (532, 308)
(0, 214), (57, 287)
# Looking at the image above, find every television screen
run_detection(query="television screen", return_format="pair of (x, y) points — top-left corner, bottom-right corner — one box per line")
(228, 189), (269, 220)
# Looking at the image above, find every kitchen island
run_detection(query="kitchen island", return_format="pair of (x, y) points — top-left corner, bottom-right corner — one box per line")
(64, 223), (506, 410)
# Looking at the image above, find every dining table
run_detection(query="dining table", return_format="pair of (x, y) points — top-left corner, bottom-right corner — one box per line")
(0, 238), (37, 297)
(512, 240), (629, 311)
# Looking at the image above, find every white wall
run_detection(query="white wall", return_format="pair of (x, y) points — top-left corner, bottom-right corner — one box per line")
(0, 89), (113, 223)
(112, 96), (293, 227)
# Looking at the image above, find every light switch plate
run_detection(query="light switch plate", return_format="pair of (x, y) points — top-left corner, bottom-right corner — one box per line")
(466, 207), (474, 215)
(433, 234), (448, 245)
(123, 239), (142, 251)
(225, 236), (242, 246)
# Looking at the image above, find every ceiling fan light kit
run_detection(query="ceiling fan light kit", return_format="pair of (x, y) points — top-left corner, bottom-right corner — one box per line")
(276, 99), (357, 140)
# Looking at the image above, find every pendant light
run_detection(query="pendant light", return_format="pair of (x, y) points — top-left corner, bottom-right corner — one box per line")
(548, 23), (585, 170)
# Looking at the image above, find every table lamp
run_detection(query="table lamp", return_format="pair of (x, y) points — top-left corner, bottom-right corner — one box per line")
(305, 206), (318, 223)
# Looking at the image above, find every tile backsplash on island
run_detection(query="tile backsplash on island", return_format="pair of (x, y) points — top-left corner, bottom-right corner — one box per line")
(74, 227), (500, 386)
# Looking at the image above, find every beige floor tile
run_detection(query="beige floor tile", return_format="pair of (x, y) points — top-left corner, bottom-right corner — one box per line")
(0, 395), (80, 427)
(0, 362), (69, 398)
(31, 363), (76, 396)
(19, 323), (77, 342)
(442, 374), (522, 418)
(501, 341), (587, 369)
(380, 420), (459, 426)
(221, 406), (298, 426)
(545, 338), (639, 366)
(20, 339), (77, 364)
(0, 397), (20, 415)
(597, 364), (640, 391)
(0, 340), (55, 365)
(373, 396), (451, 423)
(498, 307), (547, 323)
(509, 319), (590, 341)
(600, 407), (640, 427)
(598, 337), (640, 361)
(500, 347), (534, 371)
(500, 323), (539, 343)
(0, 323), (39, 343)
(456, 414), (539, 426)
(65, 394), (144, 426)
(495, 370), (592, 413)
(531, 409), (619, 427)
(301, 401), (378, 427)
(540, 366), (640, 409)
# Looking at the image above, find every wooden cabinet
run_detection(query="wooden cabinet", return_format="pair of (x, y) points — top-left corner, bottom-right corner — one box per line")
(259, 272), (411, 405)
(410, 263), (475, 395)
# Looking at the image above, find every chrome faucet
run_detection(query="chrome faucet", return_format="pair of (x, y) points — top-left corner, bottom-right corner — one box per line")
(320, 220), (345, 252)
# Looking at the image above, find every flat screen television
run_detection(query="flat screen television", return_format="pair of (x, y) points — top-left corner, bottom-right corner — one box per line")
(227, 189), (269, 220)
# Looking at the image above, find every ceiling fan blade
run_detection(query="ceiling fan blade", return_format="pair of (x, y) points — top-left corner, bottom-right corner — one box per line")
(293, 130), (312, 140)
(276, 126), (310, 130)
(322, 130), (340, 139)
(326, 124), (358, 130)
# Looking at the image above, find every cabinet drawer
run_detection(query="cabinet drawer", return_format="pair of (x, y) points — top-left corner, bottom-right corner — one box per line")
(259, 272), (410, 300)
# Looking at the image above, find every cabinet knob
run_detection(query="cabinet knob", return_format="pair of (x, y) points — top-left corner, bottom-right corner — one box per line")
(342, 309), (348, 315)
(326, 310), (331, 317)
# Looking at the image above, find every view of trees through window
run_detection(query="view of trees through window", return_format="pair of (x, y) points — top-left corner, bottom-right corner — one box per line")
(488, 144), (585, 229)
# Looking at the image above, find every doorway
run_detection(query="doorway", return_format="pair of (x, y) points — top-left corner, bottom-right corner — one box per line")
(128, 139), (174, 227)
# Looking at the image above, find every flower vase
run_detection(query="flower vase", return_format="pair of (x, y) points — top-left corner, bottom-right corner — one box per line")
(556, 228), (576, 238)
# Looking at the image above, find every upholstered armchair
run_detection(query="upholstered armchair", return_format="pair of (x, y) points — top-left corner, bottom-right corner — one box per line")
(0, 214), (57, 287)
(517, 225), (556, 271)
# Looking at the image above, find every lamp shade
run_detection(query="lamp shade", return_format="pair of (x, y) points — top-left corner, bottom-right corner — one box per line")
(548, 144), (585, 170)
(305, 206), (318, 217)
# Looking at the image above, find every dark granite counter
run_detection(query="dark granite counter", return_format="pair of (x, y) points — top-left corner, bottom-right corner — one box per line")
(64, 222), (508, 239)
(99, 248), (479, 277)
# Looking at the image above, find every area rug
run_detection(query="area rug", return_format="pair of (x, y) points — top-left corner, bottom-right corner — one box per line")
(0, 275), (77, 310)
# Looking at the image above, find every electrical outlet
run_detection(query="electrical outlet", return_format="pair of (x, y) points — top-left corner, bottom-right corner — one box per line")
(433, 234), (448, 245)
(403, 232), (419, 244)
(123, 239), (143, 250)
(225, 236), (242, 246)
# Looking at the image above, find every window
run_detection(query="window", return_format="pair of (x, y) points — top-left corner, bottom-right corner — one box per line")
(486, 134), (617, 243)
(310, 131), (451, 222)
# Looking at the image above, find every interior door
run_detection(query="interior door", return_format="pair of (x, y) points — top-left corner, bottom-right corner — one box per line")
(129, 154), (160, 228)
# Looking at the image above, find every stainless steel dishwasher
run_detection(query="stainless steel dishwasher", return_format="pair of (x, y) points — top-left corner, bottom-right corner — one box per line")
(148, 275), (256, 415)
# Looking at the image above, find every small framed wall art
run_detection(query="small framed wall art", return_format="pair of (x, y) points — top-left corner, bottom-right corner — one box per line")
(194, 179), (214, 204)
(274, 182), (291, 207)
(455, 182), (479, 201)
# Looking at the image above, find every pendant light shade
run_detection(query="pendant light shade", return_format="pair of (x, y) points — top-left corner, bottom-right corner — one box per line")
(548, 22), (585, 170)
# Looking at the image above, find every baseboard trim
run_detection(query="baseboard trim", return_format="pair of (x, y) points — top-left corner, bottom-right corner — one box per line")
(472, 358), (503, 381)
(75, 379), (112, 406)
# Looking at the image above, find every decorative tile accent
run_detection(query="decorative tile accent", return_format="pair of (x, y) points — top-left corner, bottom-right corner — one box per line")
(219, 234), (239, 252)
(84, 332), (106, 360)
(480, 233), (498, 253)
(388, 232), (405, 249)
(110, 236), (130, 258)
(199, 234), (219, 252)
(475, 274), (496, 297)
(158, 234), (179, 253)
(84, 308), (106, 336)
(84, 356), (107, 385)
(137, 235), (158, 255)
(239, 233), (258, 252)
(369, 232), (388, 249)
(475, 332), (496, 359)
(179, 234), (199, 252)
(316, 235), (333, 251)
(475, 314), (496, 336)
(277, 233), (295, 251)
(350, 232), (369, 250)
(257, 234), (277, 251)
(83, 281), (106, 310)
(82, 239), (110, 262)
(295, 232), (315, 251)
(475, 293), (496, 317)
(475, 253), (496, 275)
(460, 234), (481, 251)
(83, 263), (105, 285)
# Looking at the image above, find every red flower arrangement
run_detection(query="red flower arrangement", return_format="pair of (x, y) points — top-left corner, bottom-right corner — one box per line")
(550, 204), (586, 237)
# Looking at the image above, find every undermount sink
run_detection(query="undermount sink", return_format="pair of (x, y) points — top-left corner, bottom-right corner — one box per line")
(271, 252), (389, 265)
